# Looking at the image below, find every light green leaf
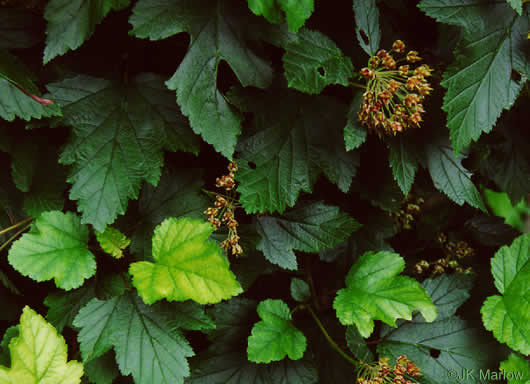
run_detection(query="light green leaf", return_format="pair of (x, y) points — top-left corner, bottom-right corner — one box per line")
(192, 298), (317, 383)
(130, 217), (242, 304)
(426, 138), (486, 211)
(387, 136), (419, 196)
(96, 227), (130, 259)
(43, 0), (131, 63)
(333, 251), (436, 338)
(47, 73), (196, 231)
(130, 167), (209, 260)
(247, 299), (307, 363)
(484, 188), (525, 231)
(277, 0), (314, 32)
(8, 211), (96, 290)
(420, 1), (528, 152)
(44, 281), (97, 333)
(344, 92), (367, 151)
(130, 0), (273, 158)
(0, 306), (83, 384)
(247, 0), (284, 24)
(500, 353), (530, 384)
(282, 29), (354, 94)
(291, 278), (311, 302)
(353, 0), (381, 56)
(481, 234), (530, 355)
(247, 0), (314, 32)
(73, 292), (195, 384)
(378, 275), (494, 384)
(256, 200), (361, 270)
(508, 0), (523, 15)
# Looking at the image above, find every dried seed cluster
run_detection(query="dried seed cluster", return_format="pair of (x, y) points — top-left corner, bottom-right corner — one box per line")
(356, 355), (421, 384)
(414, 233), (474, 276)
(389, 195), (424, 231)
(204, 161), (243, 256)
(358, 40), (433, 137)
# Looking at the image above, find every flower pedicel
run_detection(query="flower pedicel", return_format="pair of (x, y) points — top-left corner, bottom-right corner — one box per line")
(358, 40), (433, 137)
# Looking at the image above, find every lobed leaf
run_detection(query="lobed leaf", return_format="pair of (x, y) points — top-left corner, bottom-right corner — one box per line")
(96, 227), (130, 259)
(74, 292), (195, 384)
(47, 73), (196, 231)
(256, 200), (361, 269)
(8, 211), (96, 290)
(282, 29), (354, 94)
(334, 251), (436, 338)
(129, 217), (242, 304)
(0, 306), (83, 384)
(426, 138), (486, 211)
(247, 299), (307, 363)
(499, 353), (530, 384)
(378, 275), (494, 384)
(353, 0), (381, 56)
(130, 0), (273, 158)
(43, 0), (130, 63)
(481, 234), (530, 355)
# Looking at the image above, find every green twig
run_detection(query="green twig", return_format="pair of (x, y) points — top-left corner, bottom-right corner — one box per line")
(0, 223), (32, 253)
(0, 217), (33, 237)
(307, 305), (359, 367)
(350, 81), (366, 90)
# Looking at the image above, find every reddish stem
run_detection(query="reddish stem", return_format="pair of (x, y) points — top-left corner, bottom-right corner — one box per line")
(15, 84), (54, 106)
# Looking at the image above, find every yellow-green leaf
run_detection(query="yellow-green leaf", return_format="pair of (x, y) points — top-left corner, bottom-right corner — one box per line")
(0, 306), (83, 384)
(96, 227), (130, 259)
(129, 217), (242, 304)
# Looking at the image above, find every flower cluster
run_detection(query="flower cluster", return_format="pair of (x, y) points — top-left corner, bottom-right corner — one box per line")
(358, 40), (433, 136)
(204, 161), (243, 256)
(389, 195), (424, 231)
(356, 355), (421, 384)
(414, 233), (474, 276)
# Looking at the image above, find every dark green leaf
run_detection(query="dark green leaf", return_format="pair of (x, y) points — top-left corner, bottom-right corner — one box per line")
(291, 278), (311, 302)
(47, 73), (194, 231)
(378, 275), (496, 384)
(83, 351), (120, 384)
(353, 0), (380, 56)
(0, 9), (40, 49)
(426, 138), (486, 211)
(236, 92), (355, 213)
(44, 280), (97, 333)
(283, 29), (354, 94)
(344, 92), (367, 151)
(345, 325), (373, 362)
(465, 215), (519, 247)
(43, 0), (131, 63)
(257, 200), (361, 269)
(420, 1), (529, 152)
(387, 136), (419, 196)
(74, 291), (194, 384)
(130, 0), (273, 158)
